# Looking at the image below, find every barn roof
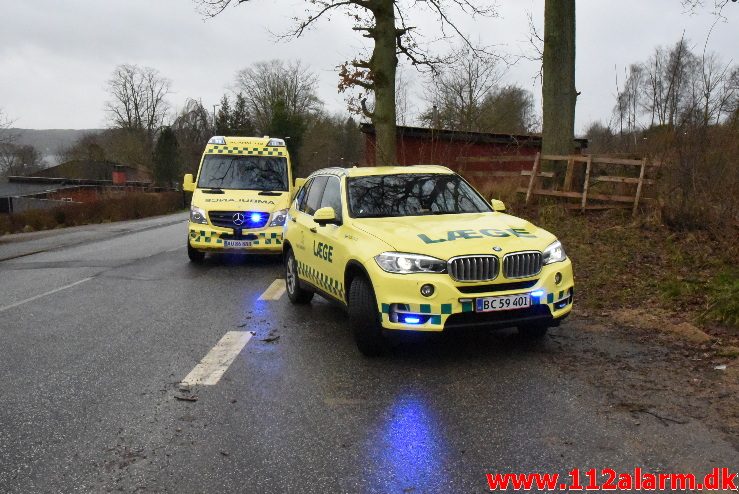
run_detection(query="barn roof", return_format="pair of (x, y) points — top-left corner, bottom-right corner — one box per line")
(360, 124), (588, 149)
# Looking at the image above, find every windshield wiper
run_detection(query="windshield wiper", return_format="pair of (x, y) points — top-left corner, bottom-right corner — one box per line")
(202, 188), (225, 194)
(258, 190), (283, 196)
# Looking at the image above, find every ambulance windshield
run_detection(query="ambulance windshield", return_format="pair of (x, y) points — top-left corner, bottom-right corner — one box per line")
(197, 155), (289, 191)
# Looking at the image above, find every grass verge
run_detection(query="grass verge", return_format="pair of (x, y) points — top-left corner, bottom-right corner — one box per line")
(0, 192), (184, 235)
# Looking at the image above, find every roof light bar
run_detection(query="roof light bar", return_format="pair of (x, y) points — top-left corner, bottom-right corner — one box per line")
(208, 136), (226, 145)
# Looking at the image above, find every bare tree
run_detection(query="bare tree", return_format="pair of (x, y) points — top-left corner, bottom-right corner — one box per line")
(421, 48), (502, 132)
(172, 99), (212, 174)
(0, 144), (44, 177)
(420, 50), (536, 134)
(196, 0), (497, 166)
(0, 109), (16, 147)
(234, 60), (321, 133)
(105, 64), (171, 138)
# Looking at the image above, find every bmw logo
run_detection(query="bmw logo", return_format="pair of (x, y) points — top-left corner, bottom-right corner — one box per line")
(232, 212), (245, 226)
(492, 246), (502, 252)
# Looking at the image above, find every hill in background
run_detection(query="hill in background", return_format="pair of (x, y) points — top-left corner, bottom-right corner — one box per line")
(9, 128), (103, 166)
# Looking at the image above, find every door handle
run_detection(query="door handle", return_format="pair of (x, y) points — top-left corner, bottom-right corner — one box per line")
(309, 227), (317, 233)
(290, 217), (297, 223)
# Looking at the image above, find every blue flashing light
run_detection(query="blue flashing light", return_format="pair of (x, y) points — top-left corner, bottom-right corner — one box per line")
(398, 313), (428, 325)
(239, 211), (270, 229)
(531, 290), (545, 298)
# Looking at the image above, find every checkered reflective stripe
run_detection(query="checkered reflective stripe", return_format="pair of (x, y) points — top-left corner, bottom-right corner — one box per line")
(296, 260), (345, 300)
(378, 289), (573, 326)
(547, 289), (572, 304)
(189, 230), (282, 246)
(256, 232), (282, 245)
(206, 145), (285, 157)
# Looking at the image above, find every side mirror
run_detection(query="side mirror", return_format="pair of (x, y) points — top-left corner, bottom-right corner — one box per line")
(491, 199), (506, 212)
(313, 207), (338, 226)
(183, 174), (195, 193)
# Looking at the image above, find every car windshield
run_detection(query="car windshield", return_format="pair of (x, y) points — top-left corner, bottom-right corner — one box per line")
(347, 173), (492, 218)
(197, 154), (289, 191)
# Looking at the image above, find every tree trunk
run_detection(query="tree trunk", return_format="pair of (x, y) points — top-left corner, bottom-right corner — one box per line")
(370, 0), (398, 166)
(542, 0), (577, 159)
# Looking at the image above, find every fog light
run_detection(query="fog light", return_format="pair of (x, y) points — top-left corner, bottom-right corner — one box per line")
(555, 272), (562, 285)
(420, 284), (435, 297)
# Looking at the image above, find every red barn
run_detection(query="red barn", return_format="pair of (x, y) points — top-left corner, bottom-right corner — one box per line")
(361, 124), (588, 176)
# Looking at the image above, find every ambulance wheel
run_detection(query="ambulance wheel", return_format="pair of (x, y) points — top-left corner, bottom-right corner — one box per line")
(518, 322), (548, 340)
(348, 276), (385, 357)
(285, 248), (313, 304)
(187, 241), (205, 264)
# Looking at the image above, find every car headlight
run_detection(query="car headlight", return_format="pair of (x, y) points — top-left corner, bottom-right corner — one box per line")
(542, 240), (566, 264)
(375, 252), (447, 274)
(190, 205), (208, 224)
(269, 209), (288, 227)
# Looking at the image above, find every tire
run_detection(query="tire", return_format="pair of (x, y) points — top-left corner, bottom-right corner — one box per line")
(348, 275), (385, 357)
(518, 322), (549, 340)
(187, 241), (205, 264)
(285, 248), (314, 304)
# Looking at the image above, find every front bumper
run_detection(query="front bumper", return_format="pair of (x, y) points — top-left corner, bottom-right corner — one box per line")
(188, 222), (283, 254)
(368, 259), (574, 332)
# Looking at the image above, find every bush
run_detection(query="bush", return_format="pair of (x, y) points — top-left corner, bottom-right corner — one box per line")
(0, 192), (183, 235)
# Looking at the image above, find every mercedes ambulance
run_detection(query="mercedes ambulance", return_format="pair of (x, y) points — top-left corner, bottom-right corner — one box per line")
(183, 136), (293, 262)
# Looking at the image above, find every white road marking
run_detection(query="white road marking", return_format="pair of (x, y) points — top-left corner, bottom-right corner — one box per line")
(165, 246), (183, 253)
(259, 279), (286, 301)
(0, 277), (93, 313)
(180, 331), (253, 386)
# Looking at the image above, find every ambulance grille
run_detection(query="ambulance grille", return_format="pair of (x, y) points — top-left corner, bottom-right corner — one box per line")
(209, 211), (270, 229)
(502, 252), (543, 279)
(448, 256), (499, 282)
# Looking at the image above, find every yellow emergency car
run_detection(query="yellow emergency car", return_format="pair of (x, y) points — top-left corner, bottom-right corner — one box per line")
(182, 136), (293, 262)
(282, 166), (574, 356)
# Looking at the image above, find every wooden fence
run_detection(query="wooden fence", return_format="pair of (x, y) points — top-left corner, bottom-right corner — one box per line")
(457, 153), (662, 216)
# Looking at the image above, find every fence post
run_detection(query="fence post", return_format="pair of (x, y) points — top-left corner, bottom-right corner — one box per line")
(525, 152), (541, 205)
(632, 158), (647, 217)
(581, 156), (593, 211)
(563, 157), (575, 191)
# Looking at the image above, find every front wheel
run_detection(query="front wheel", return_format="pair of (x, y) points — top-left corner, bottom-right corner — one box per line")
(285, 248), (313, 304)
(187, 241), (205, 264)
(348, 276), (385, 357)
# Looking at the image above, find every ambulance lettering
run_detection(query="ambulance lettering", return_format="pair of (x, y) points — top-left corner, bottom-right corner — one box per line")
(417, 228), (537, 244)
(313, 240), (334, 263)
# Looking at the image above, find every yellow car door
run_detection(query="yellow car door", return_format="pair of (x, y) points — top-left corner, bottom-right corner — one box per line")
(309, 175), (348, 303)
(291, 175), (329, 287)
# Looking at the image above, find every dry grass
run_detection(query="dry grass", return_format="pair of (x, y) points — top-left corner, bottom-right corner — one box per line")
(518, 206), (739, 337)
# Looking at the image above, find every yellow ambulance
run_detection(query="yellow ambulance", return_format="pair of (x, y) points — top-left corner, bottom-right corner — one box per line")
(183, 136), (293, 262)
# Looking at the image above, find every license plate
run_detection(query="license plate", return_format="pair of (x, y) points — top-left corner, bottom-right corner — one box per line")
(223, 240), (253, 248)
(476, 293), (531, 312)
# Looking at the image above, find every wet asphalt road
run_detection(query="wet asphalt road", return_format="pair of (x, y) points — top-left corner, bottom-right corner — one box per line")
(0, 213), (736, 493)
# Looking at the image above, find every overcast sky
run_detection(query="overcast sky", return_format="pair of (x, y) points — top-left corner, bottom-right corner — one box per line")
(1, 0), (736, 133)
